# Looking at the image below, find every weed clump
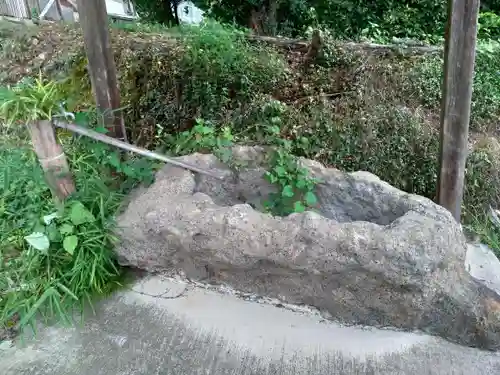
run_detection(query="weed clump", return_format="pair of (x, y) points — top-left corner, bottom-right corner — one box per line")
(117, 21), (288, 143)
(0, 78), (156, 334)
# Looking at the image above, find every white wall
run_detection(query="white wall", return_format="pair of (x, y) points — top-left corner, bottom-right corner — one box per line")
(1, 0), (30, 18)
(38, 0), (75, 21)
(37, 0), (137, 21)
(177, 1), (204, 25)
(106, 0), (137, 19)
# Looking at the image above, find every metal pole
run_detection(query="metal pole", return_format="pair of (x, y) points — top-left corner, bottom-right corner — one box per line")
(54, 121), (226, 180)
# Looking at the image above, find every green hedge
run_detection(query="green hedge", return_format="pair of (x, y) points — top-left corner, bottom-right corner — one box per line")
(190, 0), (448, 40)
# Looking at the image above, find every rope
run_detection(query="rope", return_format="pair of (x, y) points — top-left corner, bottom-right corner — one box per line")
(39, 153), (65, 163)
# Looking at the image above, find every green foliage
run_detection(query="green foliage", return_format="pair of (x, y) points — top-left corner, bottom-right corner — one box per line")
(472, 41), (500, 129)
(110, 20), (173, 34)
(468, 211), (500, 258)
(0, 74), (65, 126)
(0, 103), (156, 333)
(0, 144), (112, 331)
(163, 115), (318, 216)
(403, 41), (500, 132)
(194, 0), (448, 40)
(23, 201), (98, 256)
(463, 139), (500, 221)
(113, 20), (286, 143)
(478, 12), (500, 40)
(163, 118), (235, 163)
(72, 110), (158, 188)
(131, 0), (177, 25)
(174, 21), (285, 122)
(264, 135), (319, 216)
(193, 0), (313, 36)
(194, 0), (499, 43)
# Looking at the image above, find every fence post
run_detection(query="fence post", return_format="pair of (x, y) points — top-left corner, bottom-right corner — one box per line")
(29, 120), (75, 201)
(437, 0), (480, 221)
(75, 0), (128, 142)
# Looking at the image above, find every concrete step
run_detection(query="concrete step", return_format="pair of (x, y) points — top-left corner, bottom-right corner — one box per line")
(1, 275), (500, 375)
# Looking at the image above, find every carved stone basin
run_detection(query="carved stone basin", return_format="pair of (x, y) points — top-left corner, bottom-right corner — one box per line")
(116, 146), (500, 350)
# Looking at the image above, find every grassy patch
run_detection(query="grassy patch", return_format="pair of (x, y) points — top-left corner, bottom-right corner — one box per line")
(0, 105), (156, 335)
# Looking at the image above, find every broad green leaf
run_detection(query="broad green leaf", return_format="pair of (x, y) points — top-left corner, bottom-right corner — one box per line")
(294, 201), (306, 213)
(282, 185), (294, 198)
(108, 152), (121, 169)
(74, 111), (90, 126)
(59, 223), (74, 235)
(42, 212), (59, 225)
(305, 191), (318, 206)
(95, 126), (109, 134)
(264, 171), (278, 183)
(274, 166), (287, 177)
(47, 224), (62, 242)
(24, 232), (50, 253)
(63, 235), (78, 255)
(296, 179), (306, 189)
(69, 201), (95, 226)
(121, 164), (135, 177)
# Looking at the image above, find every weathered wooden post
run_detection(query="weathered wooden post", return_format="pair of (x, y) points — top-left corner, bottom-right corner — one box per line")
(75, 0), (128, 141)
(437, 0), (480, 221)
(29, 120), (75, 201)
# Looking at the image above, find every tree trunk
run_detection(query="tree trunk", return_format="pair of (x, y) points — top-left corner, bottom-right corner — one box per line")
(171, 0), (180, 25)
(265, 0), (279, 36)
(76, 0), (128, 141)
(250, 8), (265, 35)
(437, 0), (480, 221)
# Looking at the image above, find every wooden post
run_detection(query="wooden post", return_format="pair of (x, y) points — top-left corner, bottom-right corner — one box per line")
(29, 120), (75, 201)
(54, 0), (63, 20)
(22, 0), (31, 18)
(437, 0), (480, 221)
(75, 0), (128, 142)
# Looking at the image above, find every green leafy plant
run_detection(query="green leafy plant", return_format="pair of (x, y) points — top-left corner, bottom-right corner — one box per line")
(72, 110), (158, 189)
(478, 11), (500, 40)
(0, 135), (129, 329)
(0, 142), (125, 333)
(0, 73), (65, 127)
(405, 40), (500, 132)
(162, 111), (318, 216)
(0, 101), (155, 333)
(23, 201), (97, 258)
(261, 124), (319, 216)
(163, 118), (234, 163)
(172, 20), (286, 128)
(107, 20), (287, 146)
(264, 147), (319, 215)
(193, 0), (447, 40)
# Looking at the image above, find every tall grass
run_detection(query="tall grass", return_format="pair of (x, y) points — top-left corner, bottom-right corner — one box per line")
(0, 76), (155, 333)
(0, 134), (129, 332)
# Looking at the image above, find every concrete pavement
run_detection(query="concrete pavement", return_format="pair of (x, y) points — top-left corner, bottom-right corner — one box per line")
(1, 274), (500, 375)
